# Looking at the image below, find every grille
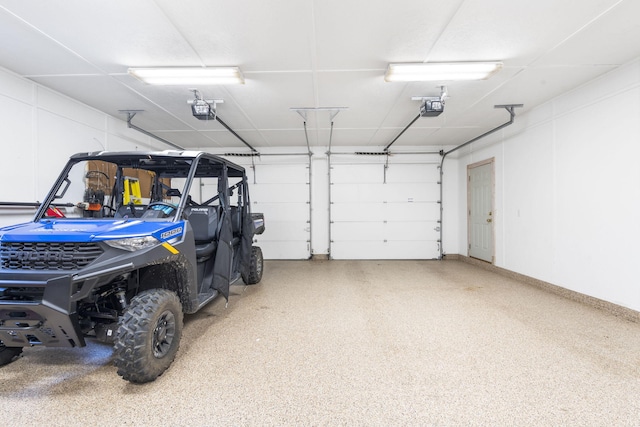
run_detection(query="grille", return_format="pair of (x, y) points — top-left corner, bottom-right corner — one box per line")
(0, 242), (103, 271)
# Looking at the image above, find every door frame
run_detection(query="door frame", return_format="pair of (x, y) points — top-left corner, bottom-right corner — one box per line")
(467, 158), (495, 263)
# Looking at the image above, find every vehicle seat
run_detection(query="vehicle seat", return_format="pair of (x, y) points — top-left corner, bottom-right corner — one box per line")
(183, 206), (218, 260)
(114, 204), (146, 218)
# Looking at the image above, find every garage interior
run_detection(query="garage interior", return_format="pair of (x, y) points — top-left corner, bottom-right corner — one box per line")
(0, 0), (639, 425)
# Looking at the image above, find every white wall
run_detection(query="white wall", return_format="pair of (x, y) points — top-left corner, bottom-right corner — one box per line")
(455, 57), (640, 311)
(0, 66), (162, 227)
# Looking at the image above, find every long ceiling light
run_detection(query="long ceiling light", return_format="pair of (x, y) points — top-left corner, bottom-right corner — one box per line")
(384, 62), (502, 82)
(128, 67), (245, 85)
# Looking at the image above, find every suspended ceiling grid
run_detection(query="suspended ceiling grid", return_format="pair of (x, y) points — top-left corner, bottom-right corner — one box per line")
(0, 0), (638, 150)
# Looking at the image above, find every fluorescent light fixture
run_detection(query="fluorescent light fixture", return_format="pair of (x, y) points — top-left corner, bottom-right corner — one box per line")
(128, 67), (244, 85)
(385, 62), (502, 82)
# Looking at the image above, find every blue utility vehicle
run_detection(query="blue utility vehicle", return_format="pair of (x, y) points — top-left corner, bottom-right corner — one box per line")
(0, 151), (264, 382)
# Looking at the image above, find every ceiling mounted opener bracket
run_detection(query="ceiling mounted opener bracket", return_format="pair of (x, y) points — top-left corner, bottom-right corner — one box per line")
(290, 107), (349, 155)
(120, 109), (144, 124)
(290, 107), (349, 123)
(494, 104), (524, 120)
(118, 110), (184, 150)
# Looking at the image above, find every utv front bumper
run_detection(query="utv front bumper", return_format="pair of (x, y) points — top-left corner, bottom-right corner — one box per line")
(0, 263), (135, 348)
(0, 274), (85, 347)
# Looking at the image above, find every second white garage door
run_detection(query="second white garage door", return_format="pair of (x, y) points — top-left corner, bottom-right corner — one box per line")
(330, 157), (440, 259)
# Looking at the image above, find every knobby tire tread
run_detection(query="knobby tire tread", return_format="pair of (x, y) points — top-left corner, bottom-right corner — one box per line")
(113, 289), (183, 383)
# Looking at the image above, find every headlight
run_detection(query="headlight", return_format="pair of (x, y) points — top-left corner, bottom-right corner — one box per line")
(104, 236), (160, 252)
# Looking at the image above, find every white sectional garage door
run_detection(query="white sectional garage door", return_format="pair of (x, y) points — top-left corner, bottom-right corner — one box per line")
(246, 161), (310, 260)
(330, 157), (440, 259)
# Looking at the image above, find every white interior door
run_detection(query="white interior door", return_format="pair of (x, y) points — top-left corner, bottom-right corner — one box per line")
(330, 158), (440, 259)
(468, 160), (494, 262)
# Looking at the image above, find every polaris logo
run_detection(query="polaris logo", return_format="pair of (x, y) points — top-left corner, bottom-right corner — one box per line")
(9, 251), (74, 263)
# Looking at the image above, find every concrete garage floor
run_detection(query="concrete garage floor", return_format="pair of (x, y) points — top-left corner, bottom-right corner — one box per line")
(2, 259), (640, 426)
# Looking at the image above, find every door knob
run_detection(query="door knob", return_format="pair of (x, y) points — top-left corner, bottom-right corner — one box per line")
(486, 218), (492, 223)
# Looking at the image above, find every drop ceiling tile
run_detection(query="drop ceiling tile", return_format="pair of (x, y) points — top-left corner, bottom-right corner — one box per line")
(313, 0), (464, 69)
(154, 0), (315, 71)
(428, 0), (624, 65)
(0, 8), (100, 75)
(535, 1), (640, 67)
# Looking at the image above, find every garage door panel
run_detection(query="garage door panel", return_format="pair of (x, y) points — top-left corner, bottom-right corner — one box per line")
(333, 221), (438, 242)
(386, 221), (439, 241)
(252, 164), (309, 183)
(383, 183), (439, 202)
(331, 221), (383, 240)
(331, 240), (438, 259)
(386, 164), (440, 183)
(331, 183), (387, 203)
(386, 202), (440, 221)
(250, 183), (308, 203)
(332, 183), (439, 204)
(331, 164), (385, 183)
(331, 203), (386, 222)
(253, 202), (309, 222)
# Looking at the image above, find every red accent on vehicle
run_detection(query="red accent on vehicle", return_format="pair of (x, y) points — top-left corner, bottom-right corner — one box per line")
(46, 207), (65, 218)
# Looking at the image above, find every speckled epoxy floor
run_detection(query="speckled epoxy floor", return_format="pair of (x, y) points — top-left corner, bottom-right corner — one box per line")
(2, 260), (640, 426)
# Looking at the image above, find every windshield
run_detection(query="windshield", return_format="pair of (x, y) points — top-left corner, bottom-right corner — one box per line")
(39, 159), (186, 221)
(38, 154), (247, 222)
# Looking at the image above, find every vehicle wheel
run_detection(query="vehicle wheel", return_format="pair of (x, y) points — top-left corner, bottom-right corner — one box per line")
(242, 246), (263, 285)
(0, 344), (22, 366)
(113, 289), (183, 383)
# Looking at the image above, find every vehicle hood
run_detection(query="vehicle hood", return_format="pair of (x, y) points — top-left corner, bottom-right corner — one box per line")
(0, 219), (185, 243)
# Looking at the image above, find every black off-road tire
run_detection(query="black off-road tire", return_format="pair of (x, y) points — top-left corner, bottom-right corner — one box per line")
(242, 246), (263, 285)
(0, 344), (22, 366)
(113, 289), (183, 383)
